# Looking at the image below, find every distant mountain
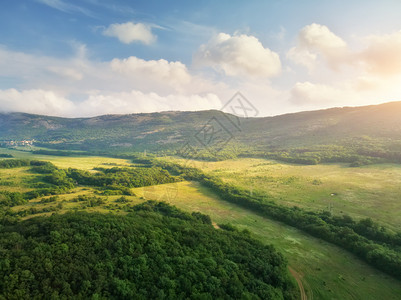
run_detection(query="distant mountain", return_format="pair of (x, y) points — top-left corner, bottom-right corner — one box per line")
(0, 110), (226, 152)
(241, 101), (401, 147)
(1, 101), (401, 163)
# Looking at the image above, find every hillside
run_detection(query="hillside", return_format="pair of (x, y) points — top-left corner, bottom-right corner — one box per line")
(241, 101), (401, 147)
(1, 101), (401, 163)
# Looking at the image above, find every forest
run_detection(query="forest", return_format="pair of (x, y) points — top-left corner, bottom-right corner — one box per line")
(0, 201), (298, 299)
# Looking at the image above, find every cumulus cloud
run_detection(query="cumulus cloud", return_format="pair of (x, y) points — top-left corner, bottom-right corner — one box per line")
(110, 56), (191, 87)
(287, 23), (348, 70)
(0, 88), (221, 117)
(0, 89), (75, 115)
(103, 22), (156, 45)
(0, 44), (229, 117)
(194, 33), (281, 77)
(0, 46), (199, 96)
(299, 23), (347, 52)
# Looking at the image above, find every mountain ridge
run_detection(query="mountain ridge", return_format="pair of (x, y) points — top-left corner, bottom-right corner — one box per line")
(1, 101), (401, 163)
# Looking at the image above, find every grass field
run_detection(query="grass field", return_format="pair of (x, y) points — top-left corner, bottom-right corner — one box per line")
(165, 157), (401, 231)
(133, 181), (401, 300)
(2, 150), (401, 299)
(0, 167), (37, 193)
(8, 179), (401, 299)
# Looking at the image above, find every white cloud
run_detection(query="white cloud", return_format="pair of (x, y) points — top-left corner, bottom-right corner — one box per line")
(78, 91), (221, 116)
(0, 88), (222, 117)
(4, 23), (401, 119)
(194, 33), (281, 78)
(0, 45), (229, 117)
(0, 46), (88, 91)
(0, 46), (197, 95)
(103, 22), (156, 45)
(299, 23), (347, 52)
(285, 24), (401, 109)
(110, 56), (191, 87)
(47, 66), (83, 80)
(0, 89), (75, 115)
(289, 24), (401, 80)
(287, 23), (348, 70)
(286, 47), (317, 71)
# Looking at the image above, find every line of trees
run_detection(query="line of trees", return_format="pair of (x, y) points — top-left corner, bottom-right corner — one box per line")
(67, 166), (180, 195)
(156, 160), (401, 280)
(0, 159), (180, 205)
(0, 159), (31, 168)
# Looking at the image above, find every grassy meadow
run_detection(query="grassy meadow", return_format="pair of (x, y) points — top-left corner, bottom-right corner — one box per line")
(164, 157), (401, 231)
(133, 181), (401, 300)
(0, 148), (133, 170)
(2, 149), (401, 299)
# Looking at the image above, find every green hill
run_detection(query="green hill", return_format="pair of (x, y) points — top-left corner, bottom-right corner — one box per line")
(1, 101), (401, 164)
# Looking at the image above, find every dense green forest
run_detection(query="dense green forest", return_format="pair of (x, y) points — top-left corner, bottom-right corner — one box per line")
(0, 201), (297, 299)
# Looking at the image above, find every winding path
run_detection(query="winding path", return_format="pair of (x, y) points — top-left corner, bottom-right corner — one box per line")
(289, 266), (307, 300)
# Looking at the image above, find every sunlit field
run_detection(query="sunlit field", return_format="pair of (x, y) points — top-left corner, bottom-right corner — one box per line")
(3, 151), (401, 299)
(0, 148), (132, 169)
(164, 157), (401, 231)
(134, 181), (401, 300)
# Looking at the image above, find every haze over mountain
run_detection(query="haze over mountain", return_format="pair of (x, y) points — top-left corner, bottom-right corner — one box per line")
(1, 101), (401, 163)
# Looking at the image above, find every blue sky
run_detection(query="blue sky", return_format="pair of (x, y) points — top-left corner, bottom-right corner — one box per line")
(1, 0), (401, 116)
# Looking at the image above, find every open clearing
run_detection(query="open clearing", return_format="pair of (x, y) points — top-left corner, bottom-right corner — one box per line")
(133, 181), (401, 300)
(165, 157), (401, 230)
(0, 148), (133, 170)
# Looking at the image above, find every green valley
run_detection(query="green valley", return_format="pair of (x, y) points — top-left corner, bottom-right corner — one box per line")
(1, 148), (401, 299)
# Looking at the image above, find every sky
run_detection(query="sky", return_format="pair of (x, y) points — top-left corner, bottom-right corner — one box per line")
(1, 0), (401, 117)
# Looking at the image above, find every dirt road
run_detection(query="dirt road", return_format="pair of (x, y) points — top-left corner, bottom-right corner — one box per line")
(289, 266), (307, 300)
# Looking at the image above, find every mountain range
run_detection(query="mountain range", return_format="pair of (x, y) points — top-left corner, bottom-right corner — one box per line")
(1, 101), (401, 162)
